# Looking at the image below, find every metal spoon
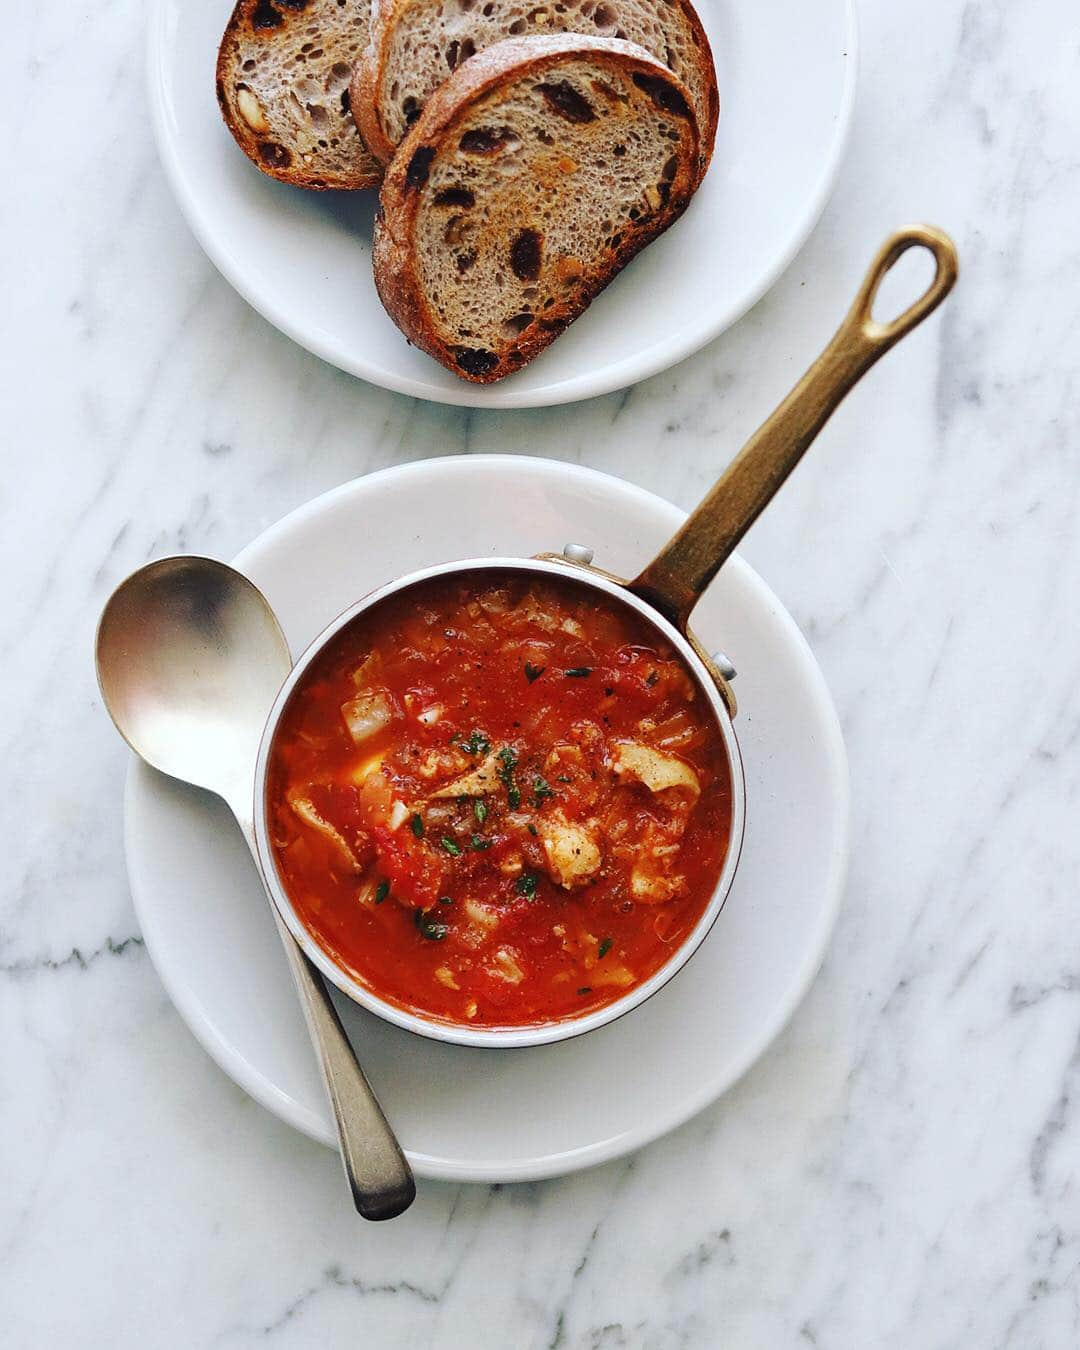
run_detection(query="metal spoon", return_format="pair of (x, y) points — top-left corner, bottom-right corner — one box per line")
(96, 555), (416, 1220)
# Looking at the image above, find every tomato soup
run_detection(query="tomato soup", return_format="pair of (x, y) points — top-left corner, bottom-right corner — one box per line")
(265, 570), (733, 1028)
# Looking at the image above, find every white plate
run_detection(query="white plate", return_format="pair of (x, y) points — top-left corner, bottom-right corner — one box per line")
(147, 0), (857, 408)
(125, 458), (848, 1181)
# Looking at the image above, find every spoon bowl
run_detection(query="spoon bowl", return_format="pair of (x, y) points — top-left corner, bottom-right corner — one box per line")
(97, 557), (291, 817)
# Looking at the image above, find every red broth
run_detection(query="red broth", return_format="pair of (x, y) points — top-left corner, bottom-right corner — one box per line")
(266, 570), (733, 1028)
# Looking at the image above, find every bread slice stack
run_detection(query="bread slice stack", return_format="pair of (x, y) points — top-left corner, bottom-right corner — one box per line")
(216, 0), (717, 382)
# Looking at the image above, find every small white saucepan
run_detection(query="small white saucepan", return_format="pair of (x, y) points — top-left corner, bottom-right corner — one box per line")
(253, 225), (958, 1049)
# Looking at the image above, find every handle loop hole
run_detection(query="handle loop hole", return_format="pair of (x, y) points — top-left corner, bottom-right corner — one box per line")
(850, 225), (958, 347)
(870, 245), (937, 327)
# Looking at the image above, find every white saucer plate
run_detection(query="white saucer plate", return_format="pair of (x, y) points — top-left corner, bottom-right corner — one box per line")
(125, 458), (849, 1181)
(147, 0), (857, 408)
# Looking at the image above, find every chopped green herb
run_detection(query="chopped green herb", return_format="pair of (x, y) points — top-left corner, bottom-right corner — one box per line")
(497, 746), (520, 809)
(604, 686), (614, 697)
(524, 662), (546, 683)
(410, 812), (424, 838)
(577, 986), (593, 996)
(414, 909), (449, 940)
(556, 774), (571, 784)
(527, 823), (539, 837)
(565, 667), (592, 678)
(438, 896), (452, 906)
(440, 836), (462, 857)
(645, 670), (659, 687)
(374, 880), (390, 905)
(515, 872), (538, 899)
(473, 799), (488, 826)
(532, 775), (555, 804)
(471, 835), (492, 851)
(459, 729), (490, 756)
(598, 937), (613, 959)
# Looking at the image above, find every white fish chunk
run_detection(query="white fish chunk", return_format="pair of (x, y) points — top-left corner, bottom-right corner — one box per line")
(630, 866), (684, 904)
(430, 750), (502, 798)
(538, 815), (601, 889)
(288, 794), (359, 870)
(612, 741), (700, 799)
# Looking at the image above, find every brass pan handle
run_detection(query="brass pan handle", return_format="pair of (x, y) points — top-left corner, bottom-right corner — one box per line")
(629, 225), (959, 629)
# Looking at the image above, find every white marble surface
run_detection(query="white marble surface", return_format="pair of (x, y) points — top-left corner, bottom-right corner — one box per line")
(3, 0), (1080, 1344)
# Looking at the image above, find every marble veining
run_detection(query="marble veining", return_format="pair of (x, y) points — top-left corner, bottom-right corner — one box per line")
(3, 0), (1080, 1344)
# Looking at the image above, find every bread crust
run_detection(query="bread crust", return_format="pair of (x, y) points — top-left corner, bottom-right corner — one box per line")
(373, 35), (700, 383)
(354, 0), (718, 181)
(352, 6), (395, 164)
(216, 0), (382, 191)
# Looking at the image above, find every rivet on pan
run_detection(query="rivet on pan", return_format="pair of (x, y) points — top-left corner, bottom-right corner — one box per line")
(712, 651), (737, 681)
(562, 543), (594, 566)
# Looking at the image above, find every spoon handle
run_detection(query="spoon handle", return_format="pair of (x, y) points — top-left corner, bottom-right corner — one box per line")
(270, 906), (417, 1220)
(236, 814), (416, 1220)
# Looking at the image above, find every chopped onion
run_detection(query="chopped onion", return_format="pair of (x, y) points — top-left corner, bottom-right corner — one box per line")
(591, 964), (635, 989)
(650, 711), (702, 751)
(348, 651), (382, 688)
(490, 947), (525, 984)
(341, 691), (392, 744)
(464, 899), (499, 930)
(477, 588), (510, 615)
(516, 592), (557, 631)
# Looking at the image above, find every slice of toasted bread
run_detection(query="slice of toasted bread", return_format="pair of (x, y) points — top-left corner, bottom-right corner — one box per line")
(373, 35), (700, 383)
(354, 0), (717, 181)
(216, 0), (382, 190)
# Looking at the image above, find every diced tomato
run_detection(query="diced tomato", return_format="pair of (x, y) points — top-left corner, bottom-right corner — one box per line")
(370, 824), (445, 910)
